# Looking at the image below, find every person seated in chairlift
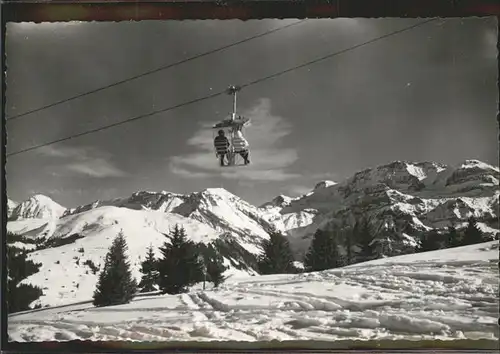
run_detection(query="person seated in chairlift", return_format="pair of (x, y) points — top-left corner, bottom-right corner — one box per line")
(231, 126), (251, 165)
(214, 129), (230, 166)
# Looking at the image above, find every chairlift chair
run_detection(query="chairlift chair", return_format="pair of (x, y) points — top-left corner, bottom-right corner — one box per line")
(211, 85), (251, 167)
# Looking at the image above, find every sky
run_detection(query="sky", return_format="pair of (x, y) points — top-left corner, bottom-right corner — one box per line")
(4, 17), (498, 208)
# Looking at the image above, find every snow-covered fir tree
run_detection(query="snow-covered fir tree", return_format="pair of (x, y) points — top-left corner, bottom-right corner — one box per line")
(93, 231), (138, 307)
(304, 228), (341, 272)
(157, 224), (204, 294)
(257, 230), (297, 274)
(462, 216), (485, 245)
(138, 245), (159, 293)
(205, 253), (227, 288)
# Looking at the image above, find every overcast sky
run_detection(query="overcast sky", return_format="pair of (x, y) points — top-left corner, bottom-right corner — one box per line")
(4, 17), (498, 208)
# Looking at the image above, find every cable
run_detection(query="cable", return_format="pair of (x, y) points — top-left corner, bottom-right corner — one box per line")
(241, 18), (437, 89)
(7, 19), (435, 157)
(6, 18), (436, 158)
(6, 20), (306, 123)
(7, 90), (225, 157)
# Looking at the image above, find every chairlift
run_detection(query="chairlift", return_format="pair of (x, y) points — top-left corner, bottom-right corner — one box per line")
(211, 85), (251, 167)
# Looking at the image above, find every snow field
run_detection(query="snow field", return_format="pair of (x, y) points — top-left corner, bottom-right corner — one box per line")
(9, 241), (499, 342)
(18, 206), (228, 307)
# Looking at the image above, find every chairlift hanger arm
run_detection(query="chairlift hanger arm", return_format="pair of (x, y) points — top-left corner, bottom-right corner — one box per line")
(226, 85), (241, 95)
(226, 85), (241, 119)
(212, 84), (250, 128)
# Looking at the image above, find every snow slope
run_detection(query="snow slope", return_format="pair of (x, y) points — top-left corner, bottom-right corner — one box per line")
(8, 241), (499, 343)
(7, 218), (55, 238)
(7, 188), (279, 308)
(15, 205), (267, 307)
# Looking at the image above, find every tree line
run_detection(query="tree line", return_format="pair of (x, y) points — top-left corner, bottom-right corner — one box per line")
(6, 232), (44, 314)
(416, 216), (490, 252)
(256, 215), (493, 274)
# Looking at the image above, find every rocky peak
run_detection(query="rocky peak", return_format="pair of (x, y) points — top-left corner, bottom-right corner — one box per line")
(313, 180), (337, 191)
(7, 198), (18, 218)
(259, 195), (294, 209)
(10, 194), (66, 220)
(445, 160), (499, 188)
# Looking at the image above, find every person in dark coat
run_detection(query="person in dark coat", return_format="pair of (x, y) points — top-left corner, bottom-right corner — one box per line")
(214, 129), (230, 166)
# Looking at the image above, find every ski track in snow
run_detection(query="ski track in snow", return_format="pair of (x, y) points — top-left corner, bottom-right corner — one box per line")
(9, 242), (499, 343)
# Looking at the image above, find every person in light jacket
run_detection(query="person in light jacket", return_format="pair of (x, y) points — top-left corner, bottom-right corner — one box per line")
(231, 128), (250, 165)
(214, 129), (230, 166)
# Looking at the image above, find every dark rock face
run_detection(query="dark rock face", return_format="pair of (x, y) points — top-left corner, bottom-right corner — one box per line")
(261, 160), (499, 257)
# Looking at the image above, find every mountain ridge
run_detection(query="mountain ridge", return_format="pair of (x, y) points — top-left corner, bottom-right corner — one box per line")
(9, 159), (498, 219)
(7, 158), (499, 307)
(265, 159), (498, 257)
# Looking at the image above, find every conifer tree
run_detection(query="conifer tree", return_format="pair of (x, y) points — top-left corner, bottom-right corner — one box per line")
(462, 216), (484, 245)
(356, 218), (376, 262)
(157, 224), (204, 294)
(205, 253), (227, 288)
(257, 230), (297, 274)
(445, 225), (462, 248)
(344, 225), (354, 265)
(7, 242), (43, 313)
(303, 228), (341, 272)
(138, 245), (159, 293)
(416, 230), (443, 252)
(93, 231), (138, 307)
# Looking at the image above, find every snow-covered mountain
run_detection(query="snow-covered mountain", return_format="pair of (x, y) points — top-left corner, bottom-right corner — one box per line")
(7, 198), (18, 219)
(8, 194), (66, 221)
(7, 188), (274, 307)
(260, 159), (499, 258)
(63, 188), (275, 240)
(6, 159), (499, 308)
